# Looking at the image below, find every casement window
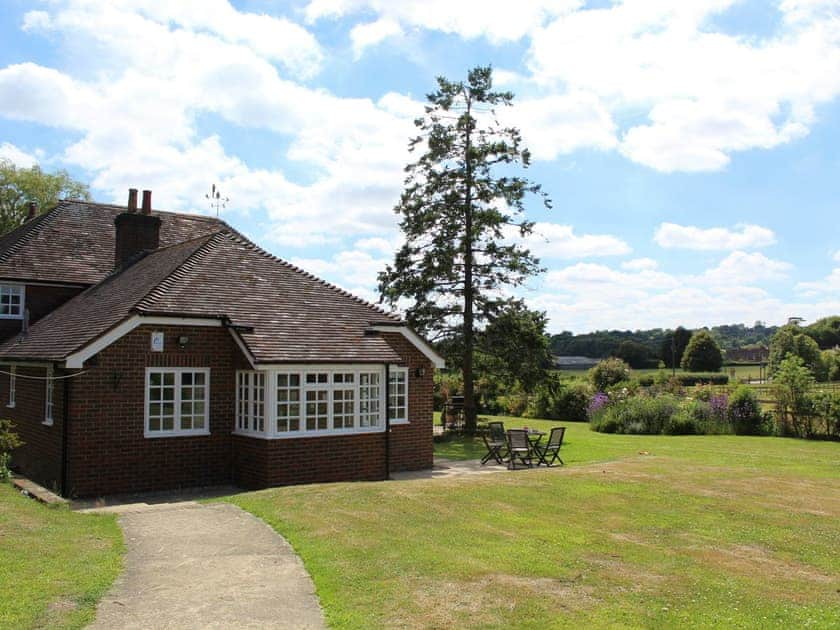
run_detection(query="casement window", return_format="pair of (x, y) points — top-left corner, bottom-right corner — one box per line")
(332, 372), (355, 430)
(236, 371), (265, 434)
(388, 367), (408, 423)
(275, 373), (301, 432)
(235, 366), (391, 438)
(7, 366), (15, 408)
(145, 368), (209, 437)
(0, 284), (24, 319)
(44, 367), (54, 425)
(358, 372), (381, 428)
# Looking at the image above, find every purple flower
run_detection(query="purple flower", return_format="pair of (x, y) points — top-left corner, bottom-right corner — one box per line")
(588, 392), (610, 416)
(710, 394), (728, 420)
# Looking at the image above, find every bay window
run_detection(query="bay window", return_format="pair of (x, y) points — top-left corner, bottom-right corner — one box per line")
(235, 366), (398, 438)
(146, 368), (209, 437)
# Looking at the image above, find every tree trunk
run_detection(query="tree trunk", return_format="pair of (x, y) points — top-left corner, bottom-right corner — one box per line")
(462, 93), (477, 435)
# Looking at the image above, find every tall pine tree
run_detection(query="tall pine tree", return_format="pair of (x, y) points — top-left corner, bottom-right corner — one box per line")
(378, 66), (549, 433)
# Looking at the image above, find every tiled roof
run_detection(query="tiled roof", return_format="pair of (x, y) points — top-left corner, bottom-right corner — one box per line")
(0, 236), (213, 360)
(0, 201), (405, 364)
(0, 200), (226, 285)
(134, 232), (402, 363)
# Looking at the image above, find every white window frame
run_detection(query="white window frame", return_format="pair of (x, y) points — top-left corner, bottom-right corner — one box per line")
(236, 370), (265, 435)
(43, 367), (54, 426)
(0, 284), (24, 320)
(7, 365), (15, 408)
(144, 367), (210, 438)
(233, 365), (389, 440)
(388, 367), (409, 425)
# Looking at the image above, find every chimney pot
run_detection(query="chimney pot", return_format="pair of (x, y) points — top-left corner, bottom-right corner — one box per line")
(26, 201), (38, 221)
(127, 188), (138, 212)
(141, 190), (152, 215)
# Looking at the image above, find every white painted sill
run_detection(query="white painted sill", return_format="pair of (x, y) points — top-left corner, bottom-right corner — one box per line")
(144, 430), (211, 439)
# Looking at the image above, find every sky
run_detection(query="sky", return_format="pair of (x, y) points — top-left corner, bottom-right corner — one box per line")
(0, 0), (839, 334)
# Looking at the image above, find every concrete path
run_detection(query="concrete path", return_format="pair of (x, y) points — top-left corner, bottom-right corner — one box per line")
(390, 456), (511, 480)
(84, 501), (326, 629)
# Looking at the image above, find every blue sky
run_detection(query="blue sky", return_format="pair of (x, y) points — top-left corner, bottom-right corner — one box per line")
(1, 0), (839, 333)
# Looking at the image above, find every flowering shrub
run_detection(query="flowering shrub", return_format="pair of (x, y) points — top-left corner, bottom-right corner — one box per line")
(728, 386), (764, 435)
(588, 392), (610, 416)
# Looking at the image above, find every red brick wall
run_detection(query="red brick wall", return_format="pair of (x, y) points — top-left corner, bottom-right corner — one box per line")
(0, 284), (84, 342)
(232, 433), (386, 488)
(65, 324), (240, 497)
(1, 364), (64, 492)
(381, 332), (435, 472)
(4, 324), (435, 496)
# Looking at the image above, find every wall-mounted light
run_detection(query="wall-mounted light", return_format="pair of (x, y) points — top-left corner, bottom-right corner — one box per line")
(178, 335), (189, 349)
(415, 367), (426, 378)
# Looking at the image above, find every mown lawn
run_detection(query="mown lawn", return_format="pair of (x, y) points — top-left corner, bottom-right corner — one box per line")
(227, 419), (840, 629)
(0, 484), (123, 629)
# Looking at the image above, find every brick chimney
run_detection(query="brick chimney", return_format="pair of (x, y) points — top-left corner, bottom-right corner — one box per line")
(114, 188), (161, 268)
(26, 201), (38, 221)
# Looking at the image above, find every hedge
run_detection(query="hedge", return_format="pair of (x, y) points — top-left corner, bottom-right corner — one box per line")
(638, 373), (729, 387)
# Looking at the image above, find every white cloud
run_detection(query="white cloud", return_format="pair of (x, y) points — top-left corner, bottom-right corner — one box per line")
(305, 0), (580, 43)
(526, 1), (840, 172)
(621, 258), (658, 272)
(505, 92), (617, 160)
(350, 17), (403, 58)
(531, 253), (829, 333)
(24, 1), (324, 80)
(0, 142), (40, 168)
(797, 267), (840, 296)
(291, 249), (389, 290)
(1, 1), (421, 247)
(507, 222), (631, 259)
(701, 251), (792, 285)
(654, 223), (776, 251)
(304, 1), (840, 172)
(833, 250), (840, 263)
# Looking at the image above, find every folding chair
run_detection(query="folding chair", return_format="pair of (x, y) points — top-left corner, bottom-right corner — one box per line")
(506, 429), (533, 470)
(480, 421), (508, 465)
(534, 427), (565, 467)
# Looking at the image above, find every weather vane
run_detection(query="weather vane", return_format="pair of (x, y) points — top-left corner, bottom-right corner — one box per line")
(205, 183), (229, 217)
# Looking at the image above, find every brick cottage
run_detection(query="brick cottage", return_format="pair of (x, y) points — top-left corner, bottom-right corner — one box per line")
(0, 190), (441, 497)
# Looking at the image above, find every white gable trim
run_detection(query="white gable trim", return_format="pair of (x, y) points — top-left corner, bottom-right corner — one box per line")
(64, 315), (223, 368)
(228, 327), (256, 368)
(369, 326), (445, 368)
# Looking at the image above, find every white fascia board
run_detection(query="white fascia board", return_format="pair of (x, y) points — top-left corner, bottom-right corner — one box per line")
(64, 315), (223, 368)
(228, 327), (256, 368)
(369, 326), (445, 368)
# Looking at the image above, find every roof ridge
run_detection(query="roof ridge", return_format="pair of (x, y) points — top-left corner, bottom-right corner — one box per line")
(133, 232), (226, 312)
(65, 199), (227, 223)
(0, 202), (65, 264)
(218, 231), (401, 321)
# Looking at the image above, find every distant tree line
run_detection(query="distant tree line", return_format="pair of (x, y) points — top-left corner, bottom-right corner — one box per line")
(549, 322), (783, 368)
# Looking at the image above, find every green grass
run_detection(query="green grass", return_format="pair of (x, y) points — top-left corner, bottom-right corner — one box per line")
(0, 484), (124, 629)
(226, 419), (840, 628)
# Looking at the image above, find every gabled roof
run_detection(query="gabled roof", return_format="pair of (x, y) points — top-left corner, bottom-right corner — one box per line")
(0, 236), (213, 361)
(0, 200), (226, 285)
(0, 204), (411, 364)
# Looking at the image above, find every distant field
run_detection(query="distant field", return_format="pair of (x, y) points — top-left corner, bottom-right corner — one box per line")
(554, 365), (766, 382)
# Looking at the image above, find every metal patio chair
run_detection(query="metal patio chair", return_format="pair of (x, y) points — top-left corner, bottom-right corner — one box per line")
(506, 429), (533, 470)
(534, 426), (566, 467)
